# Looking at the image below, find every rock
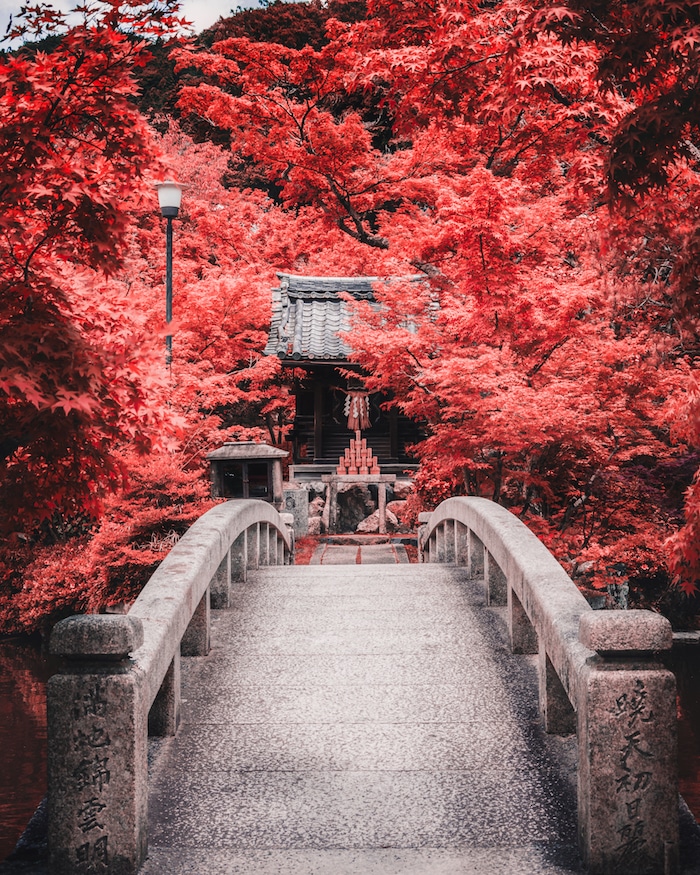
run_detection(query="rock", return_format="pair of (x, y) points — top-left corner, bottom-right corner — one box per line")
(309, 496), (325, 517)
(387, 499), (408, 519)
(336, 483), (375, 532)
(307, 516), (323, 536)
(283, 488), (309, 538)
(356, 509), (399, 534)
(305, 481), (327, 500)
(392, 480), (414, 500)
(574, 560), (595, 577)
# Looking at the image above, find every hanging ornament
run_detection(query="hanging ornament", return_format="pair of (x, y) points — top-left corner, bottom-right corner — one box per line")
(344, 392), (371, 430)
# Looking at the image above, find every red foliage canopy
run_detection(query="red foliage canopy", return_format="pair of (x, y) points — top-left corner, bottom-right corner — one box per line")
(173, 0), (699, 601)
(2, 0), (700, 632)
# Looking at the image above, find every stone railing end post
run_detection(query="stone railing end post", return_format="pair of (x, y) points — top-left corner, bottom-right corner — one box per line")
(50, 614), (144, 661)
(417, 513), (431, 562)
(280, 512), (295, 563)
(577, 610), (678, 875)
(48, 614), (148, 875)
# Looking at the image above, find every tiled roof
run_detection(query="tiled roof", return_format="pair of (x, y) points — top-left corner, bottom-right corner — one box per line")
(206, 441), (288, 461)
(264, 273), (379, 361)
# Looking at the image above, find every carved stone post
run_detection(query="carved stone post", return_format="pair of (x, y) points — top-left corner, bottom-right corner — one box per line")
(247, 523), (260, 569)
(444, 520), (456, 563)
(436, 524), (446, 562)
(280, 513), (295, 564)
(468, 530), (484, 579)
(230, 530), (247, 583)
(271, 458), (284, 509)
(508, 587), (538, 655)
(48, 615), (147, 875)
(378, 483), (387, 535)
(268, 523), (277, 565)
(416, 512), (430, 562)
(455, 521), (469, 566)
(148, 652), (180, 737)
(539, 647), (576, 734)
(577, 611), (678, 874)
(181, 588), (210, 657)
(484, 550), (507, 606)
(210, 552), (231, 609)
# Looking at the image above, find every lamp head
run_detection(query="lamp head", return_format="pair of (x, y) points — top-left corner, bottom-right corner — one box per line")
(156, 180), (183, 218)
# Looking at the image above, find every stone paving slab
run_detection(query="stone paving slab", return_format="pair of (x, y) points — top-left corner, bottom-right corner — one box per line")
(179, 680), (535, 724)
(357, 544), (401, 564)
(197, 628), (506, 656)
(312, 545), (360, 564)
(148, 769), (568, 848)
(152, 720), (540, 772)
(215, 607), (493, 634)
(240, 563), (454, 592)
(186, 651), (506, 687)
(144, 564), (585, 873)
(309, 542), (410, 565)
(140, 846), (585, 874)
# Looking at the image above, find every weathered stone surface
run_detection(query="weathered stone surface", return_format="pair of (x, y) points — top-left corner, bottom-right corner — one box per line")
(181, 589), (210, 657)
(336, 484), (375, 532)
(145, 564), (582, 874)
(386, 500), (412, 531)
(577, 662), (678, 873)
(304, 481), (327, 500)
(309, 496), (325, 517)
(356, 509), (398, 534)
(283, 489), (309, 538)
(139, 846), (586, 875)
(307, 516), (323, 536)
(50, 614), (143, 660)
(391, 479), (414, 500)
(48, 667), (147, 875)
(579, 609), (673, 655)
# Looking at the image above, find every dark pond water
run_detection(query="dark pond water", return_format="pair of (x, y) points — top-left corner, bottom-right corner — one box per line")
(0, 638), (56, 861)
(673, 645), (700, 820)
(1, 637), (699, 861)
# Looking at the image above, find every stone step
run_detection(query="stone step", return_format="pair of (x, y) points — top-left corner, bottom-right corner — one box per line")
(310, 541), (410, 564)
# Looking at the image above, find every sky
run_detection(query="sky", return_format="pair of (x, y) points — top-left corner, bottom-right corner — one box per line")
(0, 0), (262, 41)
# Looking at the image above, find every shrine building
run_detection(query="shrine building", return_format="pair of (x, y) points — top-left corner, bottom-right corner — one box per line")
(263, 273), (422, 480)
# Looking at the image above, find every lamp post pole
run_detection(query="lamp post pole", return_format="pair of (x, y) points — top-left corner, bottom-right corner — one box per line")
(165, 214), (173, 363)
(155, 180), (183, 366)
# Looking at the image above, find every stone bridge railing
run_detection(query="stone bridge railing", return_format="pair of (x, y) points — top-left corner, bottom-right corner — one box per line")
(46, 500), (294, 875)
(419, 497), (678, 875)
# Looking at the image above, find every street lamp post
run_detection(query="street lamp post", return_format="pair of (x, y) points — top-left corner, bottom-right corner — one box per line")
(156, 181), (183, 365)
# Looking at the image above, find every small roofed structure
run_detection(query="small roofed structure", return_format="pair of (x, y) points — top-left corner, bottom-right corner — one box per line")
(264, 274), (377, 362)
(206, 441), (287, 508)
(264, 273), (422, 478)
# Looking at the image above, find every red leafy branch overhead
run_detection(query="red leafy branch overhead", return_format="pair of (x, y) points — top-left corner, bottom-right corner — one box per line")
(0, 2), (184, 537)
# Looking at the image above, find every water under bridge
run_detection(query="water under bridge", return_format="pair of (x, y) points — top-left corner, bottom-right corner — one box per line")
(21, 498), (700, 875)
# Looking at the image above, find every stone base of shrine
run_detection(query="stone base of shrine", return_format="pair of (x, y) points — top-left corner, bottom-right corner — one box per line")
(321, 474), (397, 534)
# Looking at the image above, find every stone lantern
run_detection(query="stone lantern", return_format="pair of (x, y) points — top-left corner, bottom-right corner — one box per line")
(206, 442), (288, 509)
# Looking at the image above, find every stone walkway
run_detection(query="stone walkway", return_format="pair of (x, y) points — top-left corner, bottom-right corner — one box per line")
(310, 541), (410, 565)
(141, 563), (586, 874)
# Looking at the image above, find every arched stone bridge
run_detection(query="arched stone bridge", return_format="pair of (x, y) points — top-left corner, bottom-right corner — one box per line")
(45, 498), (687, 875)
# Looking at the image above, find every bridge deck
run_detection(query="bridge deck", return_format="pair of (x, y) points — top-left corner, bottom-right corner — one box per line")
(142, 563), (584, 874)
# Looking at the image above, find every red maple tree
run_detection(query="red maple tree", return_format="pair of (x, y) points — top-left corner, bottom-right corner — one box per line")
(3, 0), (699, 631)
(172, 0), (699, 608)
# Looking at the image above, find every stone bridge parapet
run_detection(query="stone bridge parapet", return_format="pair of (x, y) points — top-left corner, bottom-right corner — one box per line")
(419, 496), (678, 875)
(46, 500), (294, 875)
